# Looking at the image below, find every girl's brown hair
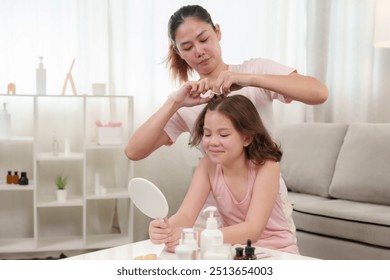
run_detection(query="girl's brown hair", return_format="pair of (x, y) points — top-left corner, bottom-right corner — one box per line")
(190, 95), (282, 164)
(166, 5), (215, 83)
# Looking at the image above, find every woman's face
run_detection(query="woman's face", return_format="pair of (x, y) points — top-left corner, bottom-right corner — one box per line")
(202, 110), (250, 165)
(174, 17), (223, 78)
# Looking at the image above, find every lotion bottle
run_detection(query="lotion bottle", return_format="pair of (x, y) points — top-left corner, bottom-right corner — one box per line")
(200, 206), (224, 259)
(36, 56), (46, 95)
(0, 102), (11, 139)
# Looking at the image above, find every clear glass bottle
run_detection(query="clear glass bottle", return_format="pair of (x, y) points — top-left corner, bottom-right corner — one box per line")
(52, 130), (59, 156)
(6, 171), (13, 184)
(19, 172), (29, 185)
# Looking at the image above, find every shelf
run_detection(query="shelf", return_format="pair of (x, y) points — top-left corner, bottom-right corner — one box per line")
(0, 136), (34, 143)
(37, 195), (83, 207)
(0, 95), (133, 254)
(86, 143), (125, 150)
(36, 152), (84, 161)
(86, 189), (129, 200)
(0, 238), (35, 253)
(85, 234), (131, 249)
(0, 184), (34, 191)
(37, 236), (84, 251)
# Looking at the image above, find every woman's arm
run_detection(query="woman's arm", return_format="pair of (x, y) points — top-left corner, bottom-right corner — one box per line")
(125, 81), (213, 161)
(213, 71), (328, 105)
(219, 160), (281, 245)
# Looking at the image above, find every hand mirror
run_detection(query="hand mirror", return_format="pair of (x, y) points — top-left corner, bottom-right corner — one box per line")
(128, 177), (169, 219)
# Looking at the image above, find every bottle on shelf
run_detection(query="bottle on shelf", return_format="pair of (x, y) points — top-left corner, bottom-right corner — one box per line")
(36, 56), (46, 95)
(12, 171), (19, 184)
(0, 102), (11, 139)
(19, 172), (29, 185)
(6, 171), (13, 184)
(52, 130), (59, 156)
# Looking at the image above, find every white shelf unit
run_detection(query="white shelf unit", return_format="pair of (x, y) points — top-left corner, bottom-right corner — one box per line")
(0, 94), (134, 253)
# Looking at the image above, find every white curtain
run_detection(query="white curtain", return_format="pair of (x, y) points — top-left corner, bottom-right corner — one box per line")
(2, 0), (387, 124)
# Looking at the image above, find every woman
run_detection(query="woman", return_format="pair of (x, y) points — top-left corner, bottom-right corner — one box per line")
(149, 95), (299, 254)
(125, 4), (328, 161)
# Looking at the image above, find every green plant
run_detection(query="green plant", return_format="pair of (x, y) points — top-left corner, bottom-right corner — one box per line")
(55, 175), (67, 190)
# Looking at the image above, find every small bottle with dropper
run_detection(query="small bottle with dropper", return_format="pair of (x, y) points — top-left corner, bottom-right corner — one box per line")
(243, 239), (257, 260)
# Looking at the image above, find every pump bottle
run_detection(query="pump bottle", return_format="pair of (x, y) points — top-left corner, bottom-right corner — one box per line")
(200, 206), (224, 259)
(36, 56), (46, 95)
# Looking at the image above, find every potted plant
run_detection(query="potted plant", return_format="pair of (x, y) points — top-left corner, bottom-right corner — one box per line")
(55, 175), (67, 201)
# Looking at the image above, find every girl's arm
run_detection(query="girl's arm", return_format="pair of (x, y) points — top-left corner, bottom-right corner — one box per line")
(149, 157), (213, 252)
(125, 81), (213, 161)
(213, 71), (328, 105)
(219, 160), (281, 244)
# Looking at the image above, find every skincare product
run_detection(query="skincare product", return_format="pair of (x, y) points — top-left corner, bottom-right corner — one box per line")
(0, 102), (11, 139)
(36, 56), (46, 95)
(6, 171), (12, 184)
(234, 247), (244, 260)
(200, 206), (224, 259)
(52, 130), (59, 156)
(19, 172), (29, 185)
(243, 239), (257, 260)
(12, 171), (19, 184)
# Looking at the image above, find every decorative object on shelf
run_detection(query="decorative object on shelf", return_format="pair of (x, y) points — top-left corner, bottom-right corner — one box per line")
(6, 171), (12, 184)
(52, 130), (59, 156)
(92, 83), (106, 96)
(96, 120), (123, 145)
(19, 172), (29, 186)
(12, 171), (19, 184)
(7, 83), (16, 94)
(64, 137), (70, 156)
(55, 175), (67, 201)
(36, 56), (46, 95)
(94, 173), (107, 195)
(61, 58), (77, 96)
(0, 102), (11, 139)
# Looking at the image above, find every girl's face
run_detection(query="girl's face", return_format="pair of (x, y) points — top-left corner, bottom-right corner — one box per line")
(202, 110), (251, 165)
(174, 17), (223, 78)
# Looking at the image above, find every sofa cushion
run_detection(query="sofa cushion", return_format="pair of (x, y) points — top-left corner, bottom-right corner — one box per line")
(329, 123), (390, 205)
(276, 123), (348, 197)
(292, 199), (390, 248)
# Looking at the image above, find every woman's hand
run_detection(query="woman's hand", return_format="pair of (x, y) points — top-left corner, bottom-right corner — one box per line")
(212, 70), (246, 94)
(168, 80), (214, 107)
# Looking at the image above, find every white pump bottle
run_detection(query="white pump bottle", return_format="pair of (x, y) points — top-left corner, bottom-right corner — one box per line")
(200, 206), (224, 259)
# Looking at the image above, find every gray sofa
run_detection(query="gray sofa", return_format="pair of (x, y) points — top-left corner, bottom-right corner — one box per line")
(275, 123), (390, 260)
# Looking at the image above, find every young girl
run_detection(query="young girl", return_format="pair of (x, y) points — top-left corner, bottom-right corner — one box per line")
(148, 95), (299, 255)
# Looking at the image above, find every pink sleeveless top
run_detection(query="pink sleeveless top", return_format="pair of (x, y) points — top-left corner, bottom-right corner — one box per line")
(211, 161), (299, 254)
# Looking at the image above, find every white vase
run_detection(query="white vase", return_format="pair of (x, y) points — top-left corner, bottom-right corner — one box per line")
(57, 189), (67, 201)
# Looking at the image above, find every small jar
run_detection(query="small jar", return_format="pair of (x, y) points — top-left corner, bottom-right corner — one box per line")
(19, 172), (29, 185)
(6, 171), (13, 184)
(234, 247), (244, 260)
(12, 171), (19, 184)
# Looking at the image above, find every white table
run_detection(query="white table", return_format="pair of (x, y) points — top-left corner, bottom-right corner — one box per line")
(66, 239), (315, 260)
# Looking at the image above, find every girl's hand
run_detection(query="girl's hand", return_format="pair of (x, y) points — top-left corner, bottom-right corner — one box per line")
(212, 70), (246, 95)
(149, 219), (172, 245)
(168, 80), (214, 107)
(164, 227), (183, 253)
